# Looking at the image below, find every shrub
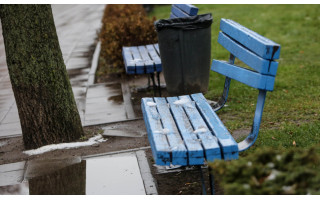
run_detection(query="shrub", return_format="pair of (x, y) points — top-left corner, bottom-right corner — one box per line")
(209, 145), (320, 194)
(98, 4), (158, 75)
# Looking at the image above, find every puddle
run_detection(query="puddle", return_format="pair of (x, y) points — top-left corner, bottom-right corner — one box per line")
(0, 153), (146, 195)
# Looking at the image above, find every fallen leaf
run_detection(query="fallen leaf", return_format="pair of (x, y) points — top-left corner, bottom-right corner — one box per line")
(293, 141), (296, 146)
(272, 136), (276, 140)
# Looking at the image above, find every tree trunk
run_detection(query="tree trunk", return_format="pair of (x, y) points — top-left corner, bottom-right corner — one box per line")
(0, 5), (84, 149)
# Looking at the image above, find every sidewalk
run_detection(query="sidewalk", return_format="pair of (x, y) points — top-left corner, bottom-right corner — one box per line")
(0, 5), (104, 138)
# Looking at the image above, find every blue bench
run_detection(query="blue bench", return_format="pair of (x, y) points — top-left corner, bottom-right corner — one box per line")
(141, 18), (281, 194)
(122, 4), (199, 96)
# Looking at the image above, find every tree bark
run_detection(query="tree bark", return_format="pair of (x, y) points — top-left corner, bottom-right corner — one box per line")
(0, 5), (84, 149)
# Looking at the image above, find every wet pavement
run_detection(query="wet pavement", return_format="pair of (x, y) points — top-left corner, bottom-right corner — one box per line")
(0, 5), (105, 138)
(0, 5), (160, 195)
(0, 150), (156, 195)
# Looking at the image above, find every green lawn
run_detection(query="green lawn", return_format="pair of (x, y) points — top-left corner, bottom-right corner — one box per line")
(150, 5), (320, 151)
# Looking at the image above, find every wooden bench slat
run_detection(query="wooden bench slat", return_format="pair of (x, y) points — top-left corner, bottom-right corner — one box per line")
(212, 60), (275, 91)
(138, 46), (155, 74)
(130, 46), (145, 74)
(190, 93), (239, 160)
(218, 32), (278, 76)
(146, 44), (162, 72)
(154, 43), (160, 55)
(180, 95), (222, 162)
(170, 13), (178, 19)
(154, 98), (188, 165)
(171, 5), (194, 18)
(173, 4), (199, 16)
(141, 98), (171, 165)
(122, 47), (136, 74)
(220, 18), (281, 60)
(167, 97), (205, 165)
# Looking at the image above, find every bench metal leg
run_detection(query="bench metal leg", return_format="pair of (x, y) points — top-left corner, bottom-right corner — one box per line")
(197, 166), (207, 195)
(147, 74), (151, 88)
(209, 167), (215, 195)
(156, 72), (161, 97)
(149, 73), (157, 96)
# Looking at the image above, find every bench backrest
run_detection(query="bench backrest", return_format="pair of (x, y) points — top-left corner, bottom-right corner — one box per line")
(212, 19), (281, 91)
(170, 4), (199, 19)
(211, 19), (281, 152)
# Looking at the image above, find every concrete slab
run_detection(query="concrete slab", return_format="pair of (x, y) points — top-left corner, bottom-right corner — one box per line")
(84, 152), (146, 195)
(0, 161), (26, 187)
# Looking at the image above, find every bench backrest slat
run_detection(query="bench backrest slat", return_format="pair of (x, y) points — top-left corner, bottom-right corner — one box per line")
(218, 32), (278, 76)
(170, 4), (199, 19)
(212, 60), (275, 91)
(174, 4), (198, 16)
(220, 18), (280, 60)
(212, 19), (281, 91)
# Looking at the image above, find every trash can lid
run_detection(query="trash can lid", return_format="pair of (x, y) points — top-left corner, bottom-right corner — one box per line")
(155, 13), (213, 32)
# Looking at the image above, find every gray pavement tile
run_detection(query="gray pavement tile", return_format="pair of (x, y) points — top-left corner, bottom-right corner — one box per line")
(0, 123), (22, 138)
(1, 111), (20, 124)
(84, 152), (146, 195)
(0, 161), (26, 187)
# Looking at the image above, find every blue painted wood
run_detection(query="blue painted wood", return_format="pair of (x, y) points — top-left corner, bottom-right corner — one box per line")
(170, 13), (178, 19)
(141, 98), (171, 165)
(130, 46), (145, 74)
(220, 18), (281, 60)
(212, 60), (275, 91)
(122, 47), (135, 74)
(154, 43), (160, 55)
(171, 5), (193, 18)
(146, 44), (162, 72)
(190, 93), (239, 160)
(180, 96), (222, 162)
(218, 32), (278, 76)
(238, 90), (267, 152)
(174, 4), (198, 16)
(138, 46), (155, 74)
(167, 97), (205, 165)
(154, 98), (188, 165)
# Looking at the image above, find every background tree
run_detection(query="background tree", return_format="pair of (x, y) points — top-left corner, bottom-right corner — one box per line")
(0, 5), (84, 149)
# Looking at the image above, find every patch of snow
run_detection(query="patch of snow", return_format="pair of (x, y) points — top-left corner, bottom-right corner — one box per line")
(23, 135), (107, 156)
(267, 162), (275, 168)
(194, 128), (207, 133)
(162, 128), (170, 134)
(243, 184), (250, 189)
(154, 128), (170, 135)
(276, 155), (282, 161)
(173, 96), (190, 105)
(0, 141), (8, 147)
(266, 169), (280, 181)
(147, 102), (157, 107)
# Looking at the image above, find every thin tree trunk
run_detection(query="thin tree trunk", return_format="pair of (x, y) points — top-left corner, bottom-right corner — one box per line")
(0, 5), (84, 149)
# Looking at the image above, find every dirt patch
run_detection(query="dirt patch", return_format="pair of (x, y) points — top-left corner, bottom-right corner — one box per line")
(0, 121), (149, 165)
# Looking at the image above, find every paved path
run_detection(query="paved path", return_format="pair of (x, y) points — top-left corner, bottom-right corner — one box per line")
(0, 5), (105, 138)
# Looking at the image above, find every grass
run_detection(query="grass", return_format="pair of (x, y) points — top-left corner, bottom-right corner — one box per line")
(149, 4), (320, 150)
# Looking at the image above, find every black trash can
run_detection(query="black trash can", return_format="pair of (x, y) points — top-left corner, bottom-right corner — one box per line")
(155, 13), (213, 96)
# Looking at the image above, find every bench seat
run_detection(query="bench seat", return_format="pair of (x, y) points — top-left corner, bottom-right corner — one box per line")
(122, 44), (162, 75)
(141, 93), (239, 166)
